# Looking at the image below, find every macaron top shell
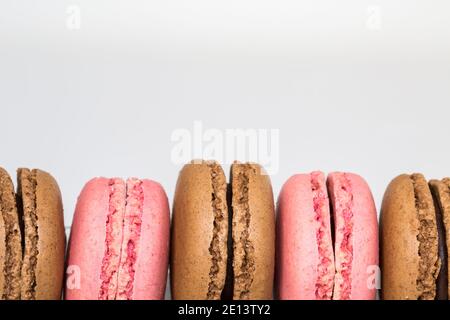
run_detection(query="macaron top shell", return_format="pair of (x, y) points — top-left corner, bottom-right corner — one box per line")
(33, 169), (66, 300)
(381, 174), (439, 300)
(132, 179), (170, 300)
(231, 163), (275, 300)
(66, 178), (109, 299)
(0, 188), (4, 298)
(17, 168), (65, 300)
(429, 178), (450, 298)
(327, 172), (378, 300)
(171, 161), (228, 300)
(276, 172), (334, 300)
(0, 168), (22, 300)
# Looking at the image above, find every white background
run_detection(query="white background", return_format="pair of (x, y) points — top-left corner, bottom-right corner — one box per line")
(1, 0), (450, 229)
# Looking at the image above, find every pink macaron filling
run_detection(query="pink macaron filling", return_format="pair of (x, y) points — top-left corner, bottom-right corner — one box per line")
(311, 172), (334, 300)
(331, 174), (354, 300)
(99, 178), (126, 300)
(98, 178), (144, 300)
(116, 178), (144, 300)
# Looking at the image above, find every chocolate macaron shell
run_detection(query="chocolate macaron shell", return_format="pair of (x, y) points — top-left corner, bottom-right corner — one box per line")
(231, 163), (275, 300)
(34, 169), (65, 300)
(381, 174), (439, 300)
(18, 169), (65, 300)
(0, 168), (22, 300)
(0, 186), (4, 298)
(429, 179), (450, 299)
(171, 161), (228, 300)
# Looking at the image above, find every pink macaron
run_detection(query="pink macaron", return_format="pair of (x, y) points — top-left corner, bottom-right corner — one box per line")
(276, 171), (378, 300)
(65, 177), (170, 300)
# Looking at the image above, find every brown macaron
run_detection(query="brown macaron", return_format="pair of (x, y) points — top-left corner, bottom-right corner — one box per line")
(429, 178), (450, 299)
(0, 168), (22, 300)
(380, 173), (449, 300)
(0, 168), (65, 300)
(171, 160), (275, 300)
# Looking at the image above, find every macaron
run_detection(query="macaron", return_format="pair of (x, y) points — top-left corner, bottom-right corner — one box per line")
(0, 167), (65, 300)
(276, 171), (378, 300)
(429, 178), (450, 299)
(170, 160), (275, 300)
(65, 177), (170, 300)
(0, 168), (22, 300)
(381, 174), (449, 300)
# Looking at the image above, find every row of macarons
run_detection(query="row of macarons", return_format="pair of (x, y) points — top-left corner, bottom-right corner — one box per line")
(0, 161), (448, 300)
